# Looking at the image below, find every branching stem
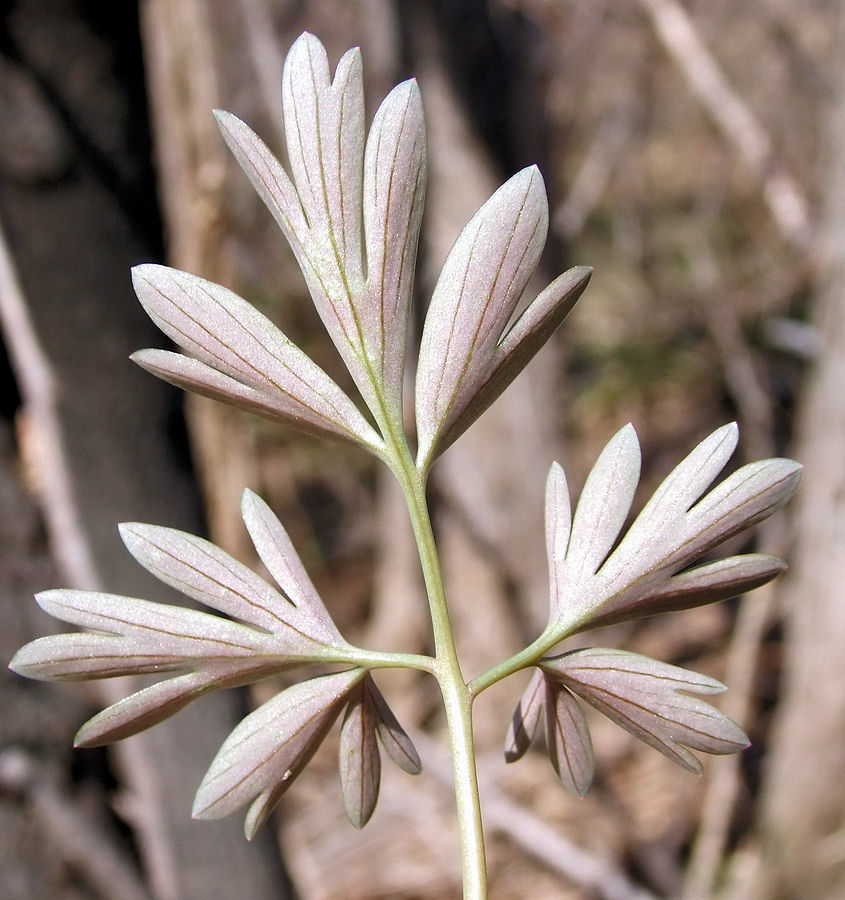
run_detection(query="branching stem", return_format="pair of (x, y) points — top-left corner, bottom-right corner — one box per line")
(384, 435), (488, 899)
(468, 626), (563, 698)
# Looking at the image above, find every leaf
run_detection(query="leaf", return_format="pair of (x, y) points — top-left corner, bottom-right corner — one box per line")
(544, 462), (572, 622)
(366, 678), (421, 775)
(119, 521), (330, 643)
(339, 682), (381, 828)
(131, 265), (381, 452)
(217, 35), (427, 424)
(193, 669), (365, 821)
(504, 669), (547, 763)
(10, 590), (301, 680)
(361, 79), (427, 412)
(543, 649), (749, 773)
(243, 783), (293, 841)
(544, 678), (594, 796)
(282, 34), (365, 284)
(556, 423), (640, 612)
(213, 109), (310, 270)
(586, 554), (786, 629)
(543, 424), (801, 635)
(10, 503), (354, 749)
(415, 167), (545, 463)
(429, 267), (591, 460)
(240, 489), (342, 643)
(414, 164), (589, 467)
(74, 671), (218, 747)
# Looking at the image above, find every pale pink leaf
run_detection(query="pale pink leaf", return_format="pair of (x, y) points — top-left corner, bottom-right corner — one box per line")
(240, 490), (342, 643)
(213, 109), (309, 260)
(415, 167), (549, 467)
(278, 35), (384, 409)
(544, 424), (800, 635)
(193, 669), (364, 820)
(587, 553), (786, 629)
(504, 669), (548, 763)
(119, 522), (332, 646)
(339, 683), (381, 828)
(74, 671), (218, 747)
(544, 462), (571, 624)
(554, 424), (640, 620)
(131, 265), (381, 452)
(544, 679), (594, 796)
(282, 34), (364, 282)
(545, 649), (749, 773)
(366, 679), (421, 775)
(9, 590), (308, 681)
(361, 79), (427, 412)
(243, 783), (291, 841)
(432, 267), (591, 457)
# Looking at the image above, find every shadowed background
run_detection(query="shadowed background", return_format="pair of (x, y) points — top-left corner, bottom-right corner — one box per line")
(0, 1), (842, 898)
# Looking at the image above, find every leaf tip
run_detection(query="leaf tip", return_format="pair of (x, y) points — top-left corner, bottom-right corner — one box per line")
(130, 263), (156, 290)
(7, 649), (25, 676)
(117, 521), (143, 551)
(547, 460), (565, 485)
(73, 725), (99, 749)
(33, 589), (61, 612)
(191, 791), (214, 821)
(240, 488), (261, 516)
(618, 421), (638, 443)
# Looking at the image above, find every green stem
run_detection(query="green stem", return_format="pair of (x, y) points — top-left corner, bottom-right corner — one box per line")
(468, 626), (567, 698)
(387, 440), (488, 899)
(350, 310), (487, 894)
(439, 674), (487, 900)
(335, 646), (435, 673)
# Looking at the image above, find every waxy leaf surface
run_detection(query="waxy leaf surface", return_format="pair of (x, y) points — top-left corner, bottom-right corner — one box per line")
(544, 423), (801, 636)
(193, 669), (365, 820)
(339, 682), (382, 828)
(415, 165), (589, 465)
(544, 678), (594, 796)
(543, 649), (749, 773)
(218, 34), (427, 423)
(132, 264), (381, 451)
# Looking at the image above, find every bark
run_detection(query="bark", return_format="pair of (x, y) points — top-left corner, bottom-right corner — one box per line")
(0, 2), (287, 896)
(759, 11), (845, 898)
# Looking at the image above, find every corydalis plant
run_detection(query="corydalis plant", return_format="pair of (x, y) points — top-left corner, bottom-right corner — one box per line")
(10, 33), (800, 898)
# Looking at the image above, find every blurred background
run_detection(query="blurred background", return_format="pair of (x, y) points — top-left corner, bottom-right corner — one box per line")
(0, 0), (843, 897)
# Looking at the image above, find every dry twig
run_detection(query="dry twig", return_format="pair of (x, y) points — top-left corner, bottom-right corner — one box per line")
(0, 748), (148, 900)
(681, 237), (780, 899)
(0, 217), (179, 899)
(413, 732), (658, 900)
(637, 0), (812, 251)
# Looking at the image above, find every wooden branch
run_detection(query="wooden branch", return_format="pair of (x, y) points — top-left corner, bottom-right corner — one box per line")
(681, 236), (781, 898)
(554, 110), (635, 239)
(0, 219), (99, 591)
(0, 216), (180, 900)
(412, 732), (658, 900)
(637, 0), (812, 251)
(759, 15), (845, 891)
(0, 748), (149, 900)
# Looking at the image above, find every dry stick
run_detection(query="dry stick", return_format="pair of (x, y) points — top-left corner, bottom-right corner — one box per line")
(637, 0), (813, 252)
(554, 110), (635, 239)
(412, 732), (658, 900)
(0, 218), (180, 900)
(235, 0), (286, 138)
(0, 748), (148, 900)
(680, 243), (780, 900)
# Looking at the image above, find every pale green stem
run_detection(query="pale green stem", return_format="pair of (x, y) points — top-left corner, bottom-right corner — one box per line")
(339, 302), (488, 894)
(468, 625), (570, 698)
(385, 437), (488, 900)
(334, 646), (435, 673)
